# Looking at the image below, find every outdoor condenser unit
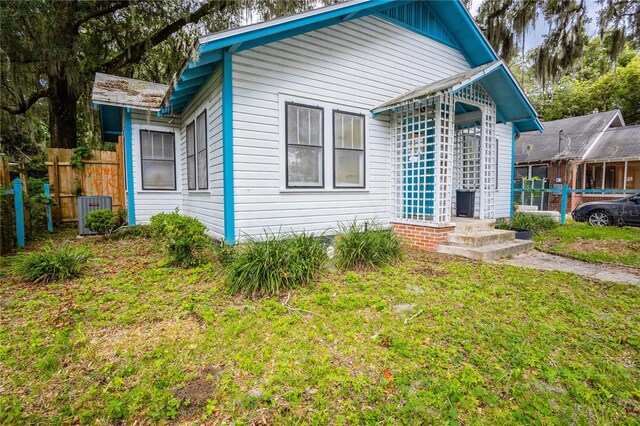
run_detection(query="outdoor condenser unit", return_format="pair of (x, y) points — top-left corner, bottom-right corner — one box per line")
(77, 196), (112, 235)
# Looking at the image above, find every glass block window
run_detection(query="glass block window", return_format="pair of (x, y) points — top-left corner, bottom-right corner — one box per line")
(333, 111), (365, 188)
(286, 103), (324, 187)
(140, 130), (176, 190)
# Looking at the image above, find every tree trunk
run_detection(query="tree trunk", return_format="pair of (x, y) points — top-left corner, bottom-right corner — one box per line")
(48, 74), (78, 149)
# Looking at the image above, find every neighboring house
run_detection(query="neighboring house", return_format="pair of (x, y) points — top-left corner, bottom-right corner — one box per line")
(91, 0), (541, 251)
(515, 110), (639, 212)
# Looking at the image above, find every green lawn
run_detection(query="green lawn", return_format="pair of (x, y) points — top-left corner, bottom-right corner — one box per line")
(534, 221), (640, 268)
(1, 231), (639, 424)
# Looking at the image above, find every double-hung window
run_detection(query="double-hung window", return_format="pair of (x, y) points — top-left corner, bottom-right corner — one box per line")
(140, 130), (176, 190)
(186, 110), (208, 190)
(333, 111), (365, 188)
(286, 103), (324, 188)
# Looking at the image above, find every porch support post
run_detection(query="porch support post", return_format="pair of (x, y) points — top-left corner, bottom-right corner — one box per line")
(479, 108), (486, 219)
(124, 107), (136, 226)
(510, 125), (516, 216)
(433, 96), (442, 224)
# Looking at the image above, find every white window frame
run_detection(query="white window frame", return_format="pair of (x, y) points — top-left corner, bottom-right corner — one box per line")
(278, 94), (369, 193)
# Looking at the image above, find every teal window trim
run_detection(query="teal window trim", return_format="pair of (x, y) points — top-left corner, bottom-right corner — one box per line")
(222, 50), (235, 243)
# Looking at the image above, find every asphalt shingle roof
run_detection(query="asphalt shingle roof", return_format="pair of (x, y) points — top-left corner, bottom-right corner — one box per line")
(584, 125), (640, 161)
(515, 110), (622, 162)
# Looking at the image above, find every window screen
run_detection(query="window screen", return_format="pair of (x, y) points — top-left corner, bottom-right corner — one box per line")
(186, 122), (196, 190)
(196, 111), (208, 189)
(141, 130), (176, 190)
(333, 111), (365, 188)
(286, 103), (323, 187)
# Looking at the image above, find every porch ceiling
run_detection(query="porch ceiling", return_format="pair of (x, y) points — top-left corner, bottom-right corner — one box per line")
(371, 60), (543, 134)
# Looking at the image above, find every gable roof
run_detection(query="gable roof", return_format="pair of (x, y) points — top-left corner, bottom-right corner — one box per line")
(92, 73), (168, 111)
(516, 110), (624, 163)
(372, 60), (541, 132)
(583, 125), (640, 161)
(161, 0), (502, 115)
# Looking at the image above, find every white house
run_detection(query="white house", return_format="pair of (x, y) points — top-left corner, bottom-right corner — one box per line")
(92, 0), (542, 255)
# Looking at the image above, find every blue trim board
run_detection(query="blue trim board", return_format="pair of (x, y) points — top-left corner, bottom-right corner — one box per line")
(510, 125), (516, 217)
(222, 50), (235, 243)
(124, 108), (136, 226)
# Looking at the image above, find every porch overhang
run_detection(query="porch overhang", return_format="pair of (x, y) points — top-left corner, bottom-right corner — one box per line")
(371, 60), (543, 134)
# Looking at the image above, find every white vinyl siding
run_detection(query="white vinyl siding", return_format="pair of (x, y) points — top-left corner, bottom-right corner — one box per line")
(495, 123), (514, 218)
(178, 67), (224, 239)
(231, 15), (471, 238)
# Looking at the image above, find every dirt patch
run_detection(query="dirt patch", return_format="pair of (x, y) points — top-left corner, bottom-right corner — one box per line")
(564, 238), (638, 255)
(174, 365), (221, 421)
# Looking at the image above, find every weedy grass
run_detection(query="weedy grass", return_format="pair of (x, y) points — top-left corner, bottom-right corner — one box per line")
(334, 221), (403, 269)
(535, 220), (640, 267)
(1, 231), (639, 424)
(226, 232), (327, 295)
(11, 243), (92, 283)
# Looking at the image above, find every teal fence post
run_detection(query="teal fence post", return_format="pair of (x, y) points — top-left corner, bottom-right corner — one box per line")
(13, 178), (25, 247)
(560, 184), (569, 225)
(44, 183), (53, 233)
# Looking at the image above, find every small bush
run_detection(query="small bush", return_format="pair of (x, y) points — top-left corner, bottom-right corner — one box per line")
(85, 209), (123, 235)
(149, 211), (208, 267)
(226, 232), (327, 296)
(107, 225), (153, 240)
(496, 212), (558, 235)
(334, 221), (402, 269)
(211, 240), (237, 267)
(13, 244), (92, 283)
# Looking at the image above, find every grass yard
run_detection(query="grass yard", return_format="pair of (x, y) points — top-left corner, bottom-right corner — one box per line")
(1, 230), (639, 424)
(534, 221), (640, 268)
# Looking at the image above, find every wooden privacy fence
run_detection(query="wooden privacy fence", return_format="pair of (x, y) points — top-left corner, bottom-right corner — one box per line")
(46, 141), (125, 222)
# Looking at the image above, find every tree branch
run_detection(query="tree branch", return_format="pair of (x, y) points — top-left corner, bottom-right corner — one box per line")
(0, 89), (49, 114)
(74, 1), (132, 31)
(100, 0), (232, 73)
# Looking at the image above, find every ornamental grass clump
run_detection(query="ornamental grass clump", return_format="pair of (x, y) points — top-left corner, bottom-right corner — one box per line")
(149, 210), (209, 267)
(226, 232), (327, 296)
(334, 221), (403, 269)
(13, 243), (92, 284)
(496, 212), (558, 235)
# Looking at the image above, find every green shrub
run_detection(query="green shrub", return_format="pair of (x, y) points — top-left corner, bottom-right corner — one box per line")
(13, 244), (92, 283)
(107, 224), (153, 240)
(211, 240), (237, 267)
(85, 209), (123, 235)
(226, 232), (327, 296)
(149, 211), (208, 267)
(334, 221), (403, 269)
(496, 212), (558, 235)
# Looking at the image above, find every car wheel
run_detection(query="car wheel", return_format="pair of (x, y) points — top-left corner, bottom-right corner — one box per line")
(588, 210), (610, 227)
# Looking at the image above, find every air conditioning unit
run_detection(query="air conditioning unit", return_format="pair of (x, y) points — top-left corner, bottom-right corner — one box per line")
(78, 196), (112, 235)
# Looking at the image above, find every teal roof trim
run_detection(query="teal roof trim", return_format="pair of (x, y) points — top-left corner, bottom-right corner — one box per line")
(161, 1), (510, 115)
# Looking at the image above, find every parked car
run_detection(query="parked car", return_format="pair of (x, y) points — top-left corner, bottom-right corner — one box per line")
(571, 193), (640, 227)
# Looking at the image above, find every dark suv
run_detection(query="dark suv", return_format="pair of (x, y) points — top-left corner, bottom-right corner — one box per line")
(572, 193), (640, 227)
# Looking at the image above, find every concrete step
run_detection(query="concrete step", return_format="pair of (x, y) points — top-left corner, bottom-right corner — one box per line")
(437, 239), (534, 261)
(452, 219), (495, 233)
(446, 229), (515, 247)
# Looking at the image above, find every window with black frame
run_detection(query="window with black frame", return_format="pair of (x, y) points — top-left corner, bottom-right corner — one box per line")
(333, 111), (365, 188)
(186, 122), (196, 190)
(140, 130), (176, 190)
(196, 111), (208, 189)
(286, 103), (324, 188)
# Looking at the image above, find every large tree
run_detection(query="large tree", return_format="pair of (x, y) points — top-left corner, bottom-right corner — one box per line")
(0, 0), (326, 150)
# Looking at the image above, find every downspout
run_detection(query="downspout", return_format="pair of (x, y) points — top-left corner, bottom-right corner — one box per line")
(124, 107), (136, 226)
(222, 49), (235, 243)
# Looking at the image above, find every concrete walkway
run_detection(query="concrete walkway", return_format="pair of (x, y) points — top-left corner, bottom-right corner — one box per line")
(498, 250), (640, 285)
